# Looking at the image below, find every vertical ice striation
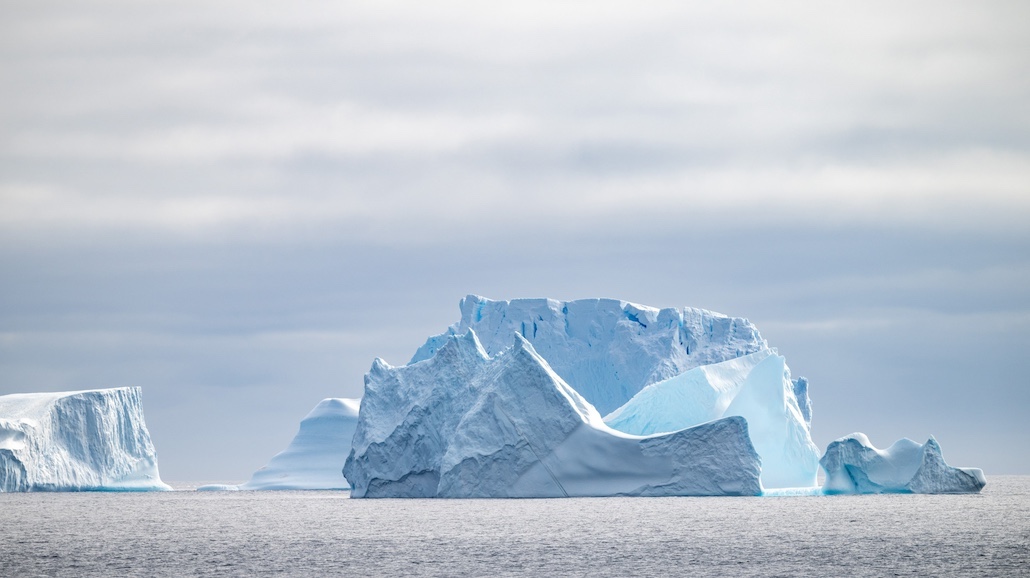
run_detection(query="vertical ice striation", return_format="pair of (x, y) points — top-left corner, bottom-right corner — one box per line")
(0, 387), (170, 492)
(791, 377), (811, 427)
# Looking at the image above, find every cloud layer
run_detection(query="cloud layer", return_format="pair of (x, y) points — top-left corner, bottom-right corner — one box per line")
(4, 1), (1028, 240)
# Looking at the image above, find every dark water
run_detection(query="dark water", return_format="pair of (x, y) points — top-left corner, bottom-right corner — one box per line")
(1, 477), (1028, 577)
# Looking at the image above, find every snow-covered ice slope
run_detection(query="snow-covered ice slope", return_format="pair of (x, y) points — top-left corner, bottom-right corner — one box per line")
(821, 433), (985, 494)
(411, 295), (767, 416)
(240, 398), (359, 490)
(604, 349), (820, 489)
(344, 330), (762, 498)
(0, 387), (170, 492)
(604, 349), (773, 434)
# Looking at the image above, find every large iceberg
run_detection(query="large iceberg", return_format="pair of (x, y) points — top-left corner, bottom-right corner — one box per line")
(239, 398), (359, 490)
(604, 349), (820, 488)
(344, 330), (762, 498)
(342, 295), (983, 497)
(821, 433), (986, 494)
(411, 295), (767, 416)
(0, 387), (170, 492)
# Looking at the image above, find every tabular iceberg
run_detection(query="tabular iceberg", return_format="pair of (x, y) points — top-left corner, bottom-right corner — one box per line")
(411, 295), (766, 416)
(0, 387), (170, 492)
(344, 330), (762, 498)
(239, 398), (360, 490)
(821, 433), (986, 494)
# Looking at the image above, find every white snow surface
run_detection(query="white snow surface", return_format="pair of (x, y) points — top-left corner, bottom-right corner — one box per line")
(410, 295), (767, 416)
(0, 387), (170, 492)
(344, 330), (762, 498)
(604, 349), (820, 489)
(820, 433), (986, 494)
(239, 398), (360, 490)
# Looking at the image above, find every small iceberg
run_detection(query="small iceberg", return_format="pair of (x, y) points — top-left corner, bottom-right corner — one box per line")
(820, 433), (985, 494)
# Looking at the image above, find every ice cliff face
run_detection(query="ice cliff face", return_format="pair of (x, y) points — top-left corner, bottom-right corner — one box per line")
(604, 349), (820, 489)
(821, 433), (985, 494)
(239, 398), (359, 490)
(411, 295), (767, 416)
(344, 330), (762, 498)
(0, 387), (170, 492)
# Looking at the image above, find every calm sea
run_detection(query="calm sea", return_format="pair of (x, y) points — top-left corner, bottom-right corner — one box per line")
(1, 476), (1027, 577)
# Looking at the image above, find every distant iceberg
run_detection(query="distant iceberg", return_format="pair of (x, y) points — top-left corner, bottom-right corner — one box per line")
(0, 387), (170, 492)
(821, 433), (985, 494)
(344, 331), (762, 498)
(239, 398), (359, 490)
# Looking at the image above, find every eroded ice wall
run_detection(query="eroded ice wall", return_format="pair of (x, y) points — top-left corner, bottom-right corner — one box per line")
(0, 387), (170, 492)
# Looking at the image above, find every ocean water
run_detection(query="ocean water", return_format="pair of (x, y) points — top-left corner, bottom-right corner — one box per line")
(2, 476), (1027, 577)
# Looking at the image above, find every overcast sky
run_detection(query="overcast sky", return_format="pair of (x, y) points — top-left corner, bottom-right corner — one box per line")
(2, 1), (1028, 480)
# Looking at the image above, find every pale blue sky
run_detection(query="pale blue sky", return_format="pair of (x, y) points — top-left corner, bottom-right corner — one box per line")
(1, 1), (1028, 479)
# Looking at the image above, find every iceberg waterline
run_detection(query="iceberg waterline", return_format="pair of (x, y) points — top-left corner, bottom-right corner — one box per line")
(0, 387), (170, 492)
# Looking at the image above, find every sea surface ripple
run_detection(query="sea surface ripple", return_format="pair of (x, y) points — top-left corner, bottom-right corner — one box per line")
(1, 476), (1027, 576)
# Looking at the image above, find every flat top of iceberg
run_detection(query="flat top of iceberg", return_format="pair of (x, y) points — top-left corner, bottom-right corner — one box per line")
(0, 387), (137, 421)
